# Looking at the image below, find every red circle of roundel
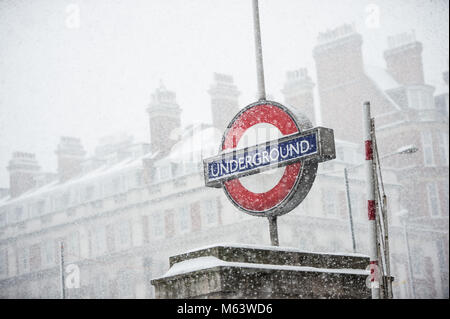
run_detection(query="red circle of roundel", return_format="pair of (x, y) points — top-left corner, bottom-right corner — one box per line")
(222, 104), (301, 213)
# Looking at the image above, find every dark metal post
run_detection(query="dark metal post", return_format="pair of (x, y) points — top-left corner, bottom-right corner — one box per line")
(344, 167), (357, 252)
(59, 241), (65, 299)
(268, 216), (279, 246)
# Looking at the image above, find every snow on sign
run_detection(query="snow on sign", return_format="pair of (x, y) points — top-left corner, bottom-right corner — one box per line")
(203, 100), (336, 217)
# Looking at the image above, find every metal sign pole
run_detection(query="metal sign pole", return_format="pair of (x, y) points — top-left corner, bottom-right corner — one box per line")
(252, 0), (279, 246)
(362, 101), (380, 299)
(372, 124), (393, 298)
(252, 0), (266, 101)
(268, 216), (279, 246)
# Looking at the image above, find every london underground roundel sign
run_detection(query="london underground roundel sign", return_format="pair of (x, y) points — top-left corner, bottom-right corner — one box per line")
(203, 100), (336, 217)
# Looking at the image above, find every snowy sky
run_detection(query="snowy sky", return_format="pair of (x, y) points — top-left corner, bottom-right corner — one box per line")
(0, 0), (448, 188)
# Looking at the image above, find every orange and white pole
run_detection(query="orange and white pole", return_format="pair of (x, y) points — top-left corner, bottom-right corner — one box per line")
(363, 101), (379, 299)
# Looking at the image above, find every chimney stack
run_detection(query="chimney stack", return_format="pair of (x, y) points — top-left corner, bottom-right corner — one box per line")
(56, 137), (86, 182)
(147, 82), (182, 156)
(281, 68), (316, 124)
(7, 152), (41, 197)
(208, 73), (240, 132)
(384, 31), (425, 85)
(313, 24), (364, 90)
(312, 24), (365, 142)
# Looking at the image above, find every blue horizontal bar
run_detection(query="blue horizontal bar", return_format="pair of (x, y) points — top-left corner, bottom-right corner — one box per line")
(207, 133), (317, 181)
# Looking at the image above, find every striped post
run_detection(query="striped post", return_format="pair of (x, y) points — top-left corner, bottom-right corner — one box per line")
(363, 101), (380, 299)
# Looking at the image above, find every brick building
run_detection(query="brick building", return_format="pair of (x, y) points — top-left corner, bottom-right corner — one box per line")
(0, 26), (447, 299)
(312, 25), (448, 298)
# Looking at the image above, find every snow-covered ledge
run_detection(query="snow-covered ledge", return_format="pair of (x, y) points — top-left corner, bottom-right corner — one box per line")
(151, 244), (371, 299)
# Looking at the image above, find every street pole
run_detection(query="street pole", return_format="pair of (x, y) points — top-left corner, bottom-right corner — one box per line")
(363, 101), (380, 299)
(268, 216), (279, 246)
(344, 167), (357, 252)
(382, 194), (393, 298)
(403, 222), (416, 298)
(371, 117), (394, 298)
(371, 119), (386, 299)
(59, 241), (65, 299)
(252, 0), (266, 101)
(252, 0), (279, 246)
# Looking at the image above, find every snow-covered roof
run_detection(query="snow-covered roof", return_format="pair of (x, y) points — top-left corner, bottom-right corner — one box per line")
(365, 65), (400, 92)
(0, 148), (157, 207)
(180, 242), (369, 258)
(156, 124), (222, 166)
(0, 123), (222, 207)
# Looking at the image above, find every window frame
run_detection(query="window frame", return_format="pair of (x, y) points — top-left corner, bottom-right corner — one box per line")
(426, 182), (441, 217)
(421, 131), (435, 167)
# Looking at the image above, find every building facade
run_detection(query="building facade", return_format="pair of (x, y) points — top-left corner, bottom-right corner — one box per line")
(0, 26), (448, 299)
(312, 25), (449, 298)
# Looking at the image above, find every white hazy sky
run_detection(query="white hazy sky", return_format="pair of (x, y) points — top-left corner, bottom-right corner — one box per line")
(0, 0), (448, 188)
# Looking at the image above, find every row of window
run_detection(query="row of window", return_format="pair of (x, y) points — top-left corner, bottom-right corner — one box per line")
(0, 161), (206, 227)
(0, 220), (132, 277)
(333, 130), (448, 168)
(408, 88), (434, 110)
(152, 162), (201, 183)
(0, 171), (144, 227)
(90, 220), (133, 257)
(13, 232), (80, 276)
(0, 198), (221, 277)
(322, 180), (446, 220)
(150, 198), (220, 239)
(321, 188), (365, 219)
(0, 268), (137, 299)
